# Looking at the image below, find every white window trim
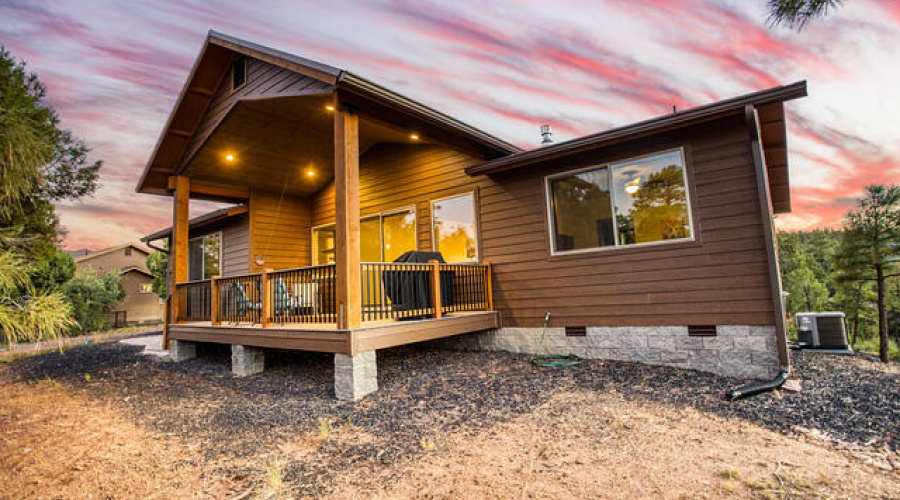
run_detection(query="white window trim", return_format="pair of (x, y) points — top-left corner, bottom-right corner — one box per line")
(544, 147), (695, 256)
(188, 231), (223, 280)
(431, 191), (479, 262)
(311, 206), (418, 264)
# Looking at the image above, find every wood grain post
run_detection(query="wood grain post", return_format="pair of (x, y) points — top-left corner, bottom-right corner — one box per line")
(334, 104), (361, 329)
(210, 276), (220, 325)
(166, 176), (190, 348)
(429, 260), (443, 318)
(483, 260), (493, 311)
(261, 269), (272, 327)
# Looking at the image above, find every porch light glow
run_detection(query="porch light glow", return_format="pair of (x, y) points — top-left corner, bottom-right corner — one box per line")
(325, 104), (335, 112)
(409, 133), (419, 141)
(225, 153), (235, 162)
(306, 169), (315, 177)
(624, 176), (641, 195)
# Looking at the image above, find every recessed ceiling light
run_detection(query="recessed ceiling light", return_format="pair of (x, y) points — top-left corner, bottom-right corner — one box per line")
(225, 154), (235, 162)
(306, 169), (315, 177)
(410, 133), (419, 141)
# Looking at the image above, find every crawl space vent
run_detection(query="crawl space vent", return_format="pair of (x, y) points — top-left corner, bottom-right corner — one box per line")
(565, 326), (587, 337)
(688, 325), (717, 337)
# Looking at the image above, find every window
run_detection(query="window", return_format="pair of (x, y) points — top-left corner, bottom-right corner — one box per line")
(188, 232), (221, 280)
(124, 247), (132, 256)
(140, 283), (153, 294)
(232, 55), (246, 90)
(432, 193), (478, 262)
(312, 208), (417, 265)
(547, 149), (692, 254)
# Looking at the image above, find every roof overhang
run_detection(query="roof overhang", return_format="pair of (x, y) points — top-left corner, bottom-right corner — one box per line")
(465, 81), (807, 214)
(136, 31), (519, 197)
(141, 205), (248, 242)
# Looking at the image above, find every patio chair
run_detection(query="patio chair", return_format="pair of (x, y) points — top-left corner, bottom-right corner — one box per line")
(291, 281), (319, 316)
(230, 282), (261, 320)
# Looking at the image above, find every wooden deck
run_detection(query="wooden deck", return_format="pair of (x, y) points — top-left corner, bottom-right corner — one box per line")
(168, 311), (499, 355)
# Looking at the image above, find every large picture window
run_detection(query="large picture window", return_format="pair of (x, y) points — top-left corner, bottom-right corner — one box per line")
(312, 208), (417, 265)
(547, 149), (692, 254)
(188, 232), (221, 280)
(432, 193), (478, 262)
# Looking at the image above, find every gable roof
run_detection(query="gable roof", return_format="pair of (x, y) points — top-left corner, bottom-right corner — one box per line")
(118, 265), (154, 278)
(136, 31), (520, 195)
(73, 243), (151, 263)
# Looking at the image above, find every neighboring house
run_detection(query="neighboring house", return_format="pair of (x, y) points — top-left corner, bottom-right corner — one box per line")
(138, 31), (805, 400)
(74, 244), (164, 325)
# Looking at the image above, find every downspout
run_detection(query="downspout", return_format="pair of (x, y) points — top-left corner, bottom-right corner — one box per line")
(728, 105), (791, 400)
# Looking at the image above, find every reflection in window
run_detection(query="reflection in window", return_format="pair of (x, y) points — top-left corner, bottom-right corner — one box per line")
(382, 210), (417, 262)
(550, 167), (615, 251)
(188, 232), (221, 280)
(313, 227), (335, 265)
(433, 193), (478, 262)
(312, 209), (417, 265)
(548, 150), (692, 253)
(612, 151), (690, 245)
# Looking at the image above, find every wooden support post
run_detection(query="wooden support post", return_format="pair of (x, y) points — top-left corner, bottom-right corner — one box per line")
(166, 176), (190, 348)
(429, 260), (443, 318)
(210, 276), (220, 325)
(261, 269), (272, 327)
(484, 260), (494, 311)
(334, 104), (361, 329)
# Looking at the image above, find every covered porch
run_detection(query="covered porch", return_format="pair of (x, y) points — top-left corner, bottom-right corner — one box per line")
(137, 33), (513, 399)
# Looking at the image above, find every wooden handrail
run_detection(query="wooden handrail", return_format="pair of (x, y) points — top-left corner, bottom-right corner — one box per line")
(484, 260), (493, 311)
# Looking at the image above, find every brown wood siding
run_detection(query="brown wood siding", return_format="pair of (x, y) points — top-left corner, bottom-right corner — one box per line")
(186, 214), (249, 277)
(222, 215), (249, 276)
(181, 57), (332, 169)
(249, 189), (312, 272)
(311, 115), (775, 329)
(312, 143), (482, 252)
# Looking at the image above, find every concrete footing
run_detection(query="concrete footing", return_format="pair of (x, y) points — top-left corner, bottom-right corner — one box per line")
(334, 351), (378, 401)
(231, 344), (264, 377)
(169, 340), (197, 362)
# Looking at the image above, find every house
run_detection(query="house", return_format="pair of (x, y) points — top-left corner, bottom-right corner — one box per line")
(73, 244), (164, 326)
(138, 31), (804, 400)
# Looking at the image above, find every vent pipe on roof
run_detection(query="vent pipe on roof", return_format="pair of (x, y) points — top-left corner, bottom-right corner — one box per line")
(540, 124), (553, 145)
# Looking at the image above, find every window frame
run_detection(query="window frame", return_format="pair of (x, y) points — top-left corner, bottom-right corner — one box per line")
(544, 147), (695, 256)
(187, 231), (223, 281)
(310, 205), (418, 265)
(430, 191), (480, 263)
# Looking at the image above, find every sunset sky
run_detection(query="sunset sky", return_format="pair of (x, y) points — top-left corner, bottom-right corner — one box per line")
(1, 0), (899, 250)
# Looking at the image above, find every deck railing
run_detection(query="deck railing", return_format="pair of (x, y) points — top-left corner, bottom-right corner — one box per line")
(172, 260), (492, 326)
(217, 274), (262, 324)
(265, 264), (337, 324)
(174, 279), (211, 322)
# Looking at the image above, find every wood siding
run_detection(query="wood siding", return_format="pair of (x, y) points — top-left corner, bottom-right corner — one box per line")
(181, 57), (333, 169)
(249, 189), (313, 272)
(313, 143), (483, 252)
(186, 214), (249, 277)
(311, 115), (775, 329)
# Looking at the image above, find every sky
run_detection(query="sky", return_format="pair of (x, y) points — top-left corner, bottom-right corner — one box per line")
(1, 0), (899, 250)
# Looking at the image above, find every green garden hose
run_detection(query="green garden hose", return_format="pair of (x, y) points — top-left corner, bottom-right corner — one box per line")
(530, 312), (583, 368)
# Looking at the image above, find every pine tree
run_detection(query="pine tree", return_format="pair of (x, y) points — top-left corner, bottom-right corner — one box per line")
(834, 185), (900, 362)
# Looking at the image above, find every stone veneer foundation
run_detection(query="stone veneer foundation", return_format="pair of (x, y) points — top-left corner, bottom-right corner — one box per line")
(438, 325), (781, 379)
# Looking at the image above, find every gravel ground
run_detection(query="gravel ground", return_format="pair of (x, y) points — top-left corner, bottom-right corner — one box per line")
(1, 338), (897, 495)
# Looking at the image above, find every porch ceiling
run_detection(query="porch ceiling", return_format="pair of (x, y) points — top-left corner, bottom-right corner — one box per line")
(182, 95), (427, 197)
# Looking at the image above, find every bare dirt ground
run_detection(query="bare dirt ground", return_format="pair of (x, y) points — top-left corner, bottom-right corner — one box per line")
(1, 339), (897, 499)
